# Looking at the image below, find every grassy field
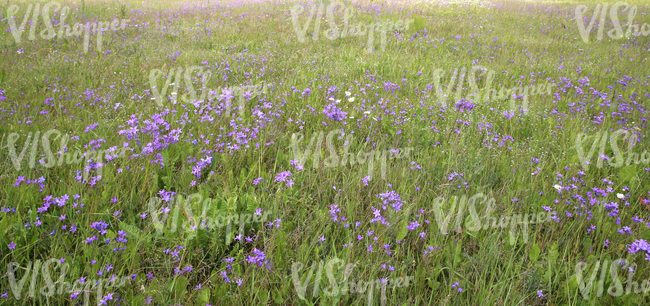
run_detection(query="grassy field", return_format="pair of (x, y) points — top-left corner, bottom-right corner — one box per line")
(1, 0), (650, 305)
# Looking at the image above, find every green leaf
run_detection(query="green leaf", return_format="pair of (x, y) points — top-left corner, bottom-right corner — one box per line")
(582, 239), (593, 256)
(410, 16), (427, 33)
(396, 219), (408, 242)
(618, 165), (637, 183)
(102, 189), (110, 203)
(173, 275), (188, 299)
(260, 291), (269, 304)
(273, 287), (283, 304)
(1, 214), (12, 235)
(548, 243), (559, 263)
(453, 242), (462, 267)
(196, 287), (210, 305)
(529, 243), (540, 262)
(240, 168), (248, 185)
(119, 221), (150, 243)
(567, 275), (578, 291)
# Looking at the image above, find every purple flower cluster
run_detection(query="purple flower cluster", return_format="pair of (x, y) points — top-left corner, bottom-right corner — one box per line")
(246, 248), (271, 269)
(627, 239), (650, 261)
(274, 171), (293, 186)
(329, 204), (342, 222)
(454, 99), (476, 112)
(323, 102), (348, 121)
(378, 190), (404, 212)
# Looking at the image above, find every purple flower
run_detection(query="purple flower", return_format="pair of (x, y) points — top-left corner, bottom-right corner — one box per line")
(274, 171), (292, 182)
(407, 221), (420, 231)
(8, 241), (16, 250)
(617, 226), (633, 235)
(246, 248), (267, 267)
(329, 204), (341, 222)
(323, 103), (348, 121)
(104, 293), (114, 301)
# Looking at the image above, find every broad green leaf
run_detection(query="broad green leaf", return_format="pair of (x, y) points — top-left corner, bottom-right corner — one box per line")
(618, 165), (637, 183)
(196, 287), (210, 305)
(548, 243), (559, 263)
(453, 242), (462, 267)
(119, 221), (150, 243)
(273, 287), (283, 304)
(173, 275), (188, 299)
(530, 243), (540, 262)
(396, 219), (408, 242)
(102, 189), (110, 203)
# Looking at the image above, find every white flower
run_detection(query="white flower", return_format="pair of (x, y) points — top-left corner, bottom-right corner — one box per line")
(328, 97), (335, 101)
(17, 49), (23, 54)
(553, 184), (561, 190)
(364, 111), (371, 115)
(345, 91), (351, 97)
(617, 193), (625, 199)
(336, 99), (341, 103)
(348, 97), (355, 102)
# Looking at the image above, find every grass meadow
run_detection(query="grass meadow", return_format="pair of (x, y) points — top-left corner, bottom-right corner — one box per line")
(1, 0), (650, 305)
